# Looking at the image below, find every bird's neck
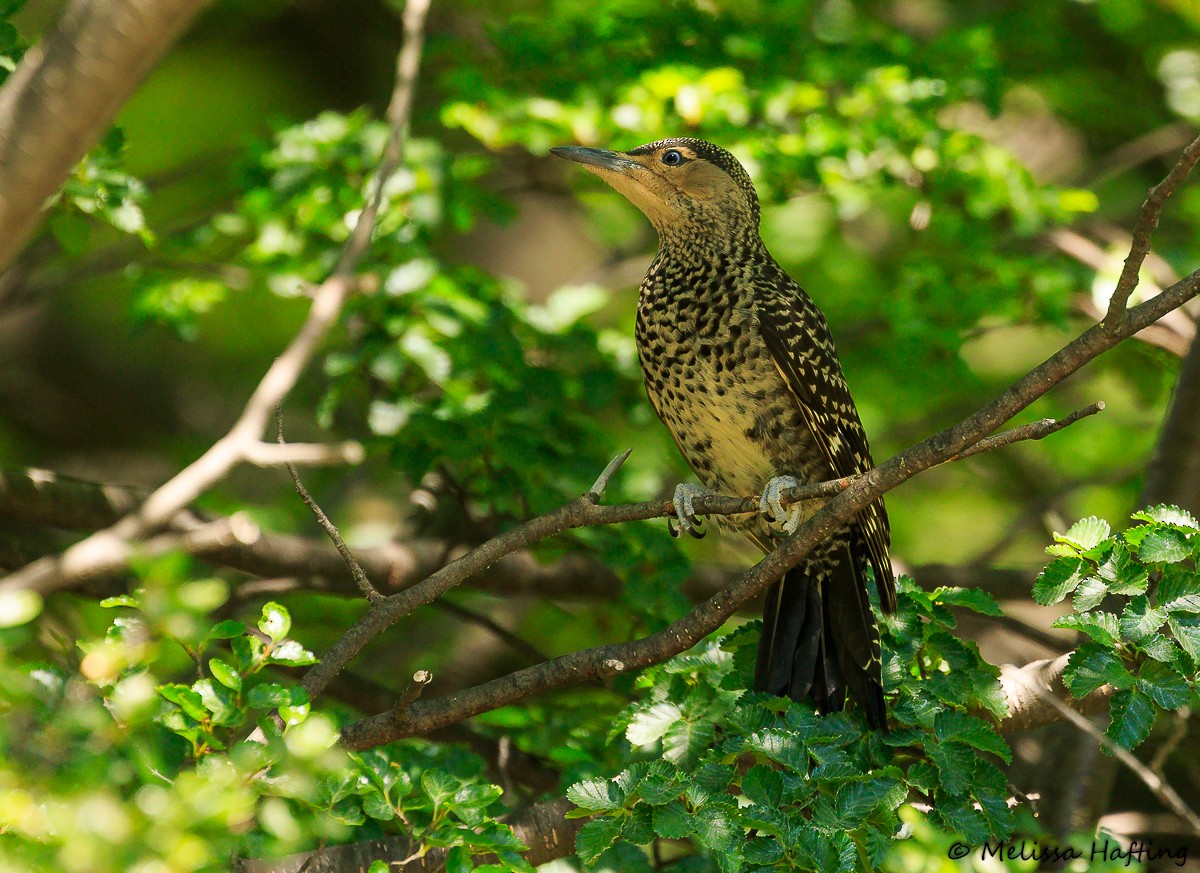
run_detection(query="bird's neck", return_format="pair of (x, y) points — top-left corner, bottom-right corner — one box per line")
(653, 222), (768, 264)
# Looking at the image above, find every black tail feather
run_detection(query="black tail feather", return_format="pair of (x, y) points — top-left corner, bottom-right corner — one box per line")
(754, 543), (887, 731)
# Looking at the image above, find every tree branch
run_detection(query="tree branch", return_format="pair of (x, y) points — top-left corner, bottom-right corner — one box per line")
(0, 0), (212, 272)
(1003, 659), (1200, 837)
(0, 0), (433, 598)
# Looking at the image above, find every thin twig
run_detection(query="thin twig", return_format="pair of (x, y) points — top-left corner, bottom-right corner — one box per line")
(1106, 133), (1200, 320)
(1004, 667), (1200, 837)
(394, 670), (432, 714)
(949, 402), (1105, 461)
(587, 448), (633, 500)
(276, 408), (381, 603)
(1149, 708), (1190, 776)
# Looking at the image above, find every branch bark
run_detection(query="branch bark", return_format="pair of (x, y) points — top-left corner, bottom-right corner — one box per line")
(0, 0), (212, 272)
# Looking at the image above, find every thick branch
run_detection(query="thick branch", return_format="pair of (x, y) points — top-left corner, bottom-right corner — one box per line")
(1142, 332), (1200, 513)
(0, 0), (212, 271)
(997, 654), (1114, 734)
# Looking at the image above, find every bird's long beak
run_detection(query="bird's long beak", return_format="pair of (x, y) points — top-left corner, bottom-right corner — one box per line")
(550, 146), (640, 174)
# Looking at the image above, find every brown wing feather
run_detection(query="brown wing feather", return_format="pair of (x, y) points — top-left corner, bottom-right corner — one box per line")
(755, 272), (896, 613)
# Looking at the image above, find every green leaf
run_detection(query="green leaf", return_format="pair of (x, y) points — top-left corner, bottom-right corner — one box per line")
(931, 587), (1003, 616)
(1072, 576), (1109, 612)
(1137, 527), (1191, 564)
(741, 764), (783, 807)
(692, 801), (739, 851)
(830, 777), (901, 829)
(421, 769), (460, 807)
(247, 683), (306, 710)
(1132, 505), (1199, 530)
(1120, 595), (1168, 642)
(1052, 611), (1119, 647)
(208, 658), (241, 692)
(1106, 689), (1156, 750)
(1056, 516), (1110, 551)
(652, 801), (694, 839)
(99, 594), (139, 609)
(205, 619), (246, 642)
(566, 777), (621, 812)
(258, 601), (291, 641)
(444, 846), (472, 873)
(1169, 614), (1200, 660)
(933, 710), (1013, 763)
(362, 791), (396, 822)
(1097, 542), (1147, 594)
(1032, 557), (1086, 606)
(1063, 644), (1132, 697)
(927, 741), (975, 795)
(575, 816), (621, 865)
(662, 715), (715, 768)
(268, 640), (318, 666)
(1136, 660), (1191, 710)
(158, 683), (209, 721)
(625, 701), (681, 745)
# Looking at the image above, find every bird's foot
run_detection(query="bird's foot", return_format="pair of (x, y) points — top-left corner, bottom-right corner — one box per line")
(669, 483), (713, 539)
(759, 475), (801, 535)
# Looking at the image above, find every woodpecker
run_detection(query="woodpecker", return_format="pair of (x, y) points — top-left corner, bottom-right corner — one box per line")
(552, 138), (894, 729)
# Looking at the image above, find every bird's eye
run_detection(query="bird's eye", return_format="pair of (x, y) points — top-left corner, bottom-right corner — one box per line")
(661, 149), (684, 166)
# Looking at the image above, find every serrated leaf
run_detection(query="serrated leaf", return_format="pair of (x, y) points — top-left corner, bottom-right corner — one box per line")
(1169, 614), (1200, 660)
(933, 711), (1013, 763)
(1073, 576), (1110, 612)
(1136, 660), (1191, 710)
(1107, 689), (1156, 750)
(258, 601), (291, 641)
(662, 715), (715, 768)
(1057, 516), (1110, 550)
(575, 816), (622, 865)
(741, 764), (783, 807)
(936, 796), (990, 845)
(1033, 557), (1087, 606)
(1063, 644), (1132, 697)
(651, 801), (694, 839)
(1138, 526), (1191, 564)
(208, 657), (241, 692)
(693, 801), (739, 851)
(1120, 595), (1168, 642)
(1132, 505), (1199, 530)
(832, 777), (900, 828)
(566, 778), (621, 812)
(620, 804), (655, 845)
(1052, 612), (1119, 647)
(625, 701), (681, 746)
(928, 741), (975, 795)
(247, 683), (301, 709)
(931, 587), (1003, 616)
(1137, 632), (1180, 663)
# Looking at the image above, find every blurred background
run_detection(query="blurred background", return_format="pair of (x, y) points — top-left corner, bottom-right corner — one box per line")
(2, 0), (1200, 862)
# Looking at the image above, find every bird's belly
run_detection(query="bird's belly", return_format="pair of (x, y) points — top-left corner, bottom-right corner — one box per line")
(647, 347), (813, 497)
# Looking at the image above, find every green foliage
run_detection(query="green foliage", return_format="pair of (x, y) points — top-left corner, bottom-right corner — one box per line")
(0, 561), (529, 872)
(1036, 506), (1200, 751)
(566, 582), (1015, 871)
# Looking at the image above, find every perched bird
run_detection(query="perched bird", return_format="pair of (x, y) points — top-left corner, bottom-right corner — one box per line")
(552, 138), (895, 729)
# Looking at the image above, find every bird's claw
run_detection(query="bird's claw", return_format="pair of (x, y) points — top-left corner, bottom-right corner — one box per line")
(671, 483), (711, 539)
(759, 475), (801, 535)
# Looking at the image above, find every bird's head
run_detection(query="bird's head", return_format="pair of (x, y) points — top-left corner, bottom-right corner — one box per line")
(551, 138), (761, 245)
